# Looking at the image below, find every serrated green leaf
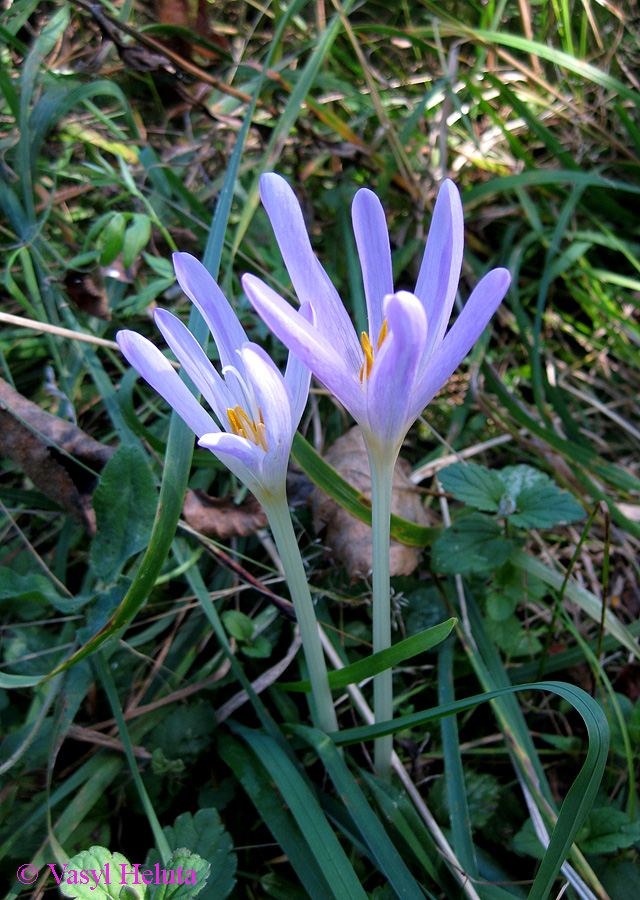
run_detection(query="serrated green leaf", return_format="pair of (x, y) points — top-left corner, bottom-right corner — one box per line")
(510, 483), (585, 528)
(146, 810), (236, 900)
(123, 214), (152, 268)
(91, 444), (157, 582)
(439, 463), (585, 529)
(148, 850), (210, 900)
(100, 213), (126, 266)
(221, 610), (254, 642)
(431, 513), (514, 573)
(496, 465), (544, 499)
(438, 463), (504, 512)
(57, 846), (144, 900)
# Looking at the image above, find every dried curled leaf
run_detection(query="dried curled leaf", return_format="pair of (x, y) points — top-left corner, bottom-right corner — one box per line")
(0, 377), (114, 533)
(310, 428), (430, 581)
(183, 488), (267, 539)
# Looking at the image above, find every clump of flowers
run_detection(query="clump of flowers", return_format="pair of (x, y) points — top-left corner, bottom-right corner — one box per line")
(117, 177), (510, 776)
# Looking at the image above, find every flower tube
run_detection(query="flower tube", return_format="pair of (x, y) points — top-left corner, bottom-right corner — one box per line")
(243, 174), (511, 776)
(117, 252), (338, 735)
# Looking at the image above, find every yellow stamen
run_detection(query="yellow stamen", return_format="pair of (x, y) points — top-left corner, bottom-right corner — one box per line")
(227, 407), (245, 437)
(359, 319), (388, 382)
(377, 318), (388, 349)
(226, 405), (269, 451)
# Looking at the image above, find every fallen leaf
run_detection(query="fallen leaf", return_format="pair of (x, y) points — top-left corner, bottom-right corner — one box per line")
(64, 268), (111, 319)
(182, 488), (267, 539)
(154, 0), (229, 61)
(310, 428), (430, 581)
(0, 377), (114, 533)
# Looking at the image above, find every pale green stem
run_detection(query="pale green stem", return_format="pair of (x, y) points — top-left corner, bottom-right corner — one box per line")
(264, 495), (338, 735)
(367, 448), (396, 779)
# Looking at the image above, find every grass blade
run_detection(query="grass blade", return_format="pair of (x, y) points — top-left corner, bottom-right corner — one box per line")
(233, 726), (369, 900)
(281, 618), (456, 692)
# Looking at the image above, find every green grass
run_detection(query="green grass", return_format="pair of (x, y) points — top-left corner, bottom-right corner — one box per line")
(1, 2), (639, 900)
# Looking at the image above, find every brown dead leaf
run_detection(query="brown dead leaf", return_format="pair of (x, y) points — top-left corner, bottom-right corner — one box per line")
(310, 427), (429, 581)
(182, 488), (267, 539)
(154, 0), (229, 61)
(63, 268), (111, 320)
(0, 377), (114, 533)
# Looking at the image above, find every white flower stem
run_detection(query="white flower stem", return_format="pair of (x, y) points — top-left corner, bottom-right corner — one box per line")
(264, 496), (338, 735)
(368, 449), (395, 779)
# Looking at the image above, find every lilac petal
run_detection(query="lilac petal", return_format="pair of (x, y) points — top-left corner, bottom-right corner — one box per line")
(411, 267), (511, 421)
(172, 252), (248, 370)
(366, 292), (427, 451)
(116, 330), (218, 438)
(352, 188), (393, 339)
(259, 173), (361, 371)
(154, 308), (228, 424)
(198, 431), (263, 494)
(238, 343), (293, 454)
(414, 179), (464, 362)
(243, 273), (366, 421)
(284, 301), (313, 429)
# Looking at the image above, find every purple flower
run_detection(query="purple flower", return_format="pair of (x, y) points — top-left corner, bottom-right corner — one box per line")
(116, 252), (311, 504)
(242, 174), (511, 465)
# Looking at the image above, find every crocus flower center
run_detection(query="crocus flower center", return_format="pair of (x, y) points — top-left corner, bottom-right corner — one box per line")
(227, 405), (269, 451)
(359, 319), (388, 382)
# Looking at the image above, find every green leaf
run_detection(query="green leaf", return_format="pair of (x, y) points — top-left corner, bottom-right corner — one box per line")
(222, 610), (254, 642)
(599, 859), (640, 900)
(511, 819), (545, 861)
(233, 727), (369, 900)
(155, 808), (238, 900)
(334, 679), (610, 900)
(578, 808), (640, 854)
(148, 850), (210, 900)
(43, 0), (302, 682)
(485, 589), (519, 622)
(294, 726), (427, 900)
(242, 635), (272, 658)
(150, 702), (216, 761)
(431, 513), (514, 573)
(438, 463), (504, 512)
(510, 484), (585, 528)
(146, 810), (235, 900)
(123, 214), (152, 269)
(489, 615), (543, 658)
(292, 432), (439, 547)
(100, 213), (126, 266)
(280, 619), (456, 692)
(57, 846), (145, 900)
(219, 733), (335, 899)
(0, 570), (81, 615)
(497, 465), (585, 527)
(91, 444), (157, 582)
(438, 463), (585, 528)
